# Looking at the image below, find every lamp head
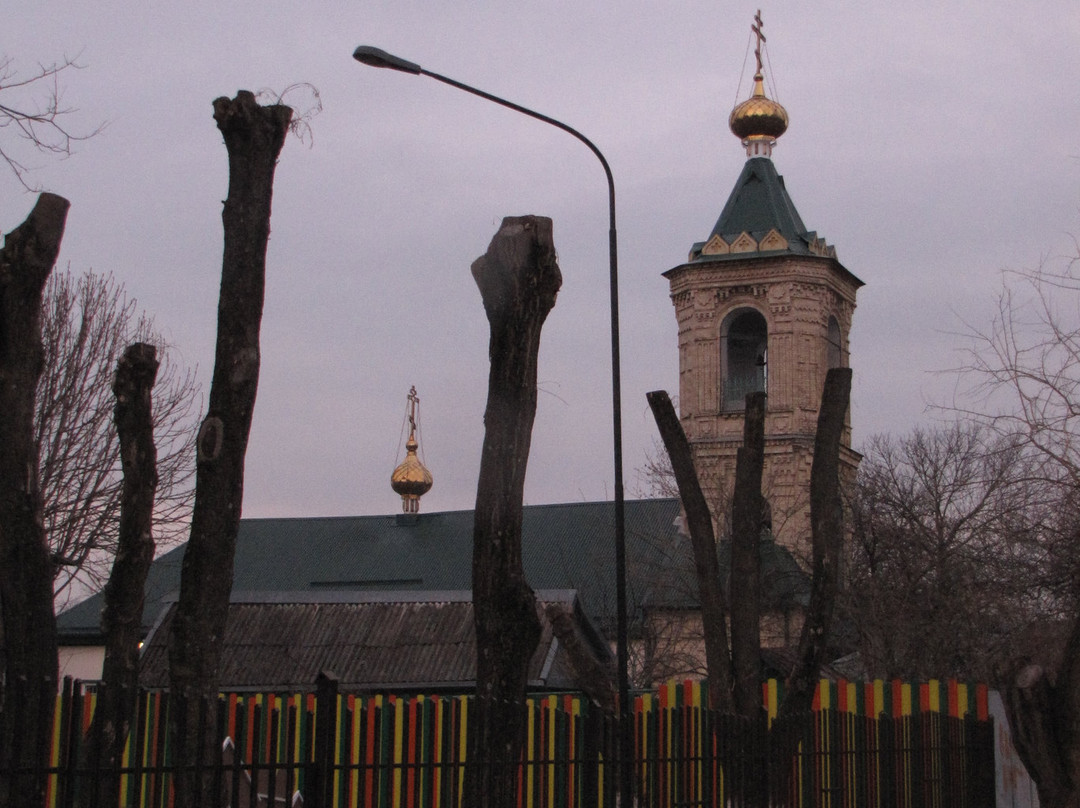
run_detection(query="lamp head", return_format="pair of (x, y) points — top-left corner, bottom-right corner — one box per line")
(352, 46), (422, 75)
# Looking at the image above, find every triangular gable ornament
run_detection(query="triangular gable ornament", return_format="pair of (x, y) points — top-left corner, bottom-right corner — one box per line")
(730, 232), (758, 253)
(701, 234), (731, 256)
(758, 228), (788, 252)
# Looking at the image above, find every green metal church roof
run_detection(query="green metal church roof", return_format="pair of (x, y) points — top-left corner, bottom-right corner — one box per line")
(687, 157), (841, 265)
(57, 498), (809, 645)
(712, 157), (808, 243)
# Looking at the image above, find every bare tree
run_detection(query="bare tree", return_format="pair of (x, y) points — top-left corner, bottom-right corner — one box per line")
(634, 437), (681, 499)
(647, 389), (734, 712)
(953, 252), (1080, 487)
(778, 367), (850, 720)
(844, 423), (1053, 682)
(0, 54), (101, 190)
(730, 391), (766, 718)
(951, 250), (1080, 808)
(39, 269), (199, 607)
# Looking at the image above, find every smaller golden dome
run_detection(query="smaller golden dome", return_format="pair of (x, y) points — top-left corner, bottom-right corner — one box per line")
(729, 72), (789, 143)
(391, 433), (433, 512)
(391, 386), (433, 513)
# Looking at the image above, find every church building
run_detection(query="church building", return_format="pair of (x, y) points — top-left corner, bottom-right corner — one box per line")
(55, 17), (859, 691)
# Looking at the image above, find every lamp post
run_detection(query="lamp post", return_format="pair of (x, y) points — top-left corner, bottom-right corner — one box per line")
(353, 45), (633, 804)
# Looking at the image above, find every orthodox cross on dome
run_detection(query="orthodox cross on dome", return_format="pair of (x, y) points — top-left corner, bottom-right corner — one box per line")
(406, 385), (420, 433)
(752, 9), (766, 74)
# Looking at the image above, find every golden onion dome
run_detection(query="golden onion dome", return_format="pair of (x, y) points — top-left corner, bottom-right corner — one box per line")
(391, 432), (433, 512)
(391, 386), (433, 513)
(729, 71), (789, 144)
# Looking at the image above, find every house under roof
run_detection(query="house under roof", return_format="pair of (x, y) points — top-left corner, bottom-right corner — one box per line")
(59, 500), (681, 644)
(57, 498), (811, 689)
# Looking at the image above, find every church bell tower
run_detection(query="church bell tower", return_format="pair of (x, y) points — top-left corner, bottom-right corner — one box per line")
(663, 14), (862, 557)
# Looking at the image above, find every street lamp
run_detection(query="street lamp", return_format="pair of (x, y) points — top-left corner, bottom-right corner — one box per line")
(353, 45), (633, 803)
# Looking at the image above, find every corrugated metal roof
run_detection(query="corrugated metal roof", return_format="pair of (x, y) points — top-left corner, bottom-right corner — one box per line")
(137, 590), (603, 692)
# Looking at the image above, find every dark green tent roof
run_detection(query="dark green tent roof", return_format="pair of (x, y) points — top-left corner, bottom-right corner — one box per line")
(711, 157), (808, 245)
(57, 498), (808, 644)
(686, 157), (845, 267)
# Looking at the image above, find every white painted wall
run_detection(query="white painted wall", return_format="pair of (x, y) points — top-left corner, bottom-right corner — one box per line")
(990, 690), (1040, 807)
(58, 645), (104, 688)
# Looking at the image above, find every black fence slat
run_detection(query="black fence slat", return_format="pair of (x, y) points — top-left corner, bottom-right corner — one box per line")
(58, 676), (78, 808)
(126, 690), (147, 808)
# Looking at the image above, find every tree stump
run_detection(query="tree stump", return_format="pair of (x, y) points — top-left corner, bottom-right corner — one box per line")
(647, 389), (733, 712)
(167, 91), (291, 808)
(91, 342), (160, 808)
(0, 192), (69, 808)
(468, 215), (560, 808)
(731, 391), (766, 720)
(781, 367), (851, 720)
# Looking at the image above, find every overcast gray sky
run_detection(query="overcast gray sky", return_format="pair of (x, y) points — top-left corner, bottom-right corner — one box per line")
(5, 2), (1080, 518)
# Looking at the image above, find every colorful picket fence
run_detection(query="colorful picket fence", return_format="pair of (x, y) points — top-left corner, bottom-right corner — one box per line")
(761, 677), (990, 723)
(34, 677), (994, 807)
(634, 678), (993, 807)
(319, 691), (608, 808)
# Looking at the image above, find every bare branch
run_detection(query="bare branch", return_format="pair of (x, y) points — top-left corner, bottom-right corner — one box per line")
(255, 82), (322, 146)
(947, 252), (1080, 488)
(0, 54), (104, 191)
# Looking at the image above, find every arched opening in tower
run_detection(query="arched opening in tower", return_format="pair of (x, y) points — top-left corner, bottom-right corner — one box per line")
(827, 315), (843, 369)
(721, 308), (768, 410)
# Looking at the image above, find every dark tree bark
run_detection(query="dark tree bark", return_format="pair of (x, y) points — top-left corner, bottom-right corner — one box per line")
(167, 92), (291, 808)
(467, 216), (560, 808)
(1057, 614), (1080, 808)
(648, 372), (851, 725)
(0, 192), (68, 808)
(780, 367), (851, 721)
(646, 389), (733, 712)
(545, 604), (616, 712)
(88, 342), (159, 808)
(1004, 600), (1080, 808)
(1005, 660), (1074, 808)
(730, 392), (766, 719)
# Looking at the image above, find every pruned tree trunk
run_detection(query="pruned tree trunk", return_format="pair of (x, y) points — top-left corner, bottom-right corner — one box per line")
(167, 91), (291, 808)
(88, 342), (159, 808)
(646, 389), (733, 712)
(731, 392), (766, 719)
(545, 604), (616, 712)
(780, 367), (851, 720)
(0, 192), (69, 808)
(1005, 660), (1074, 808)
(467, 216), (560, 808)
(1059, 609), (1080, 808)
(1005, 600), (1080, 808)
